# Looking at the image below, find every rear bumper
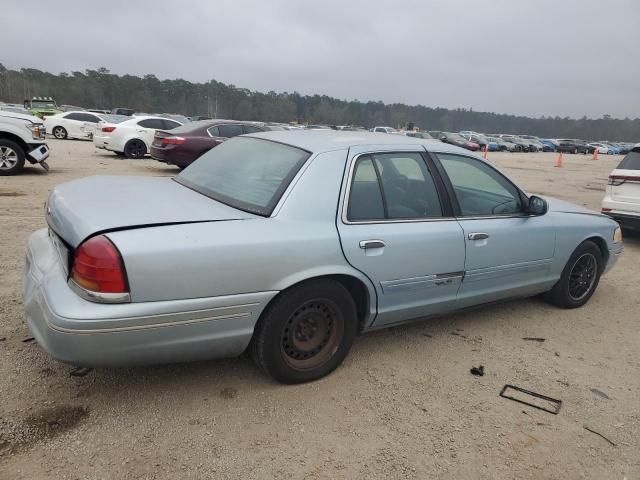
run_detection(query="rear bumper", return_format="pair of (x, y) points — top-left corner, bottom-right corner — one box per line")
(23, 229), (277, 367)
(604, 211), (640, 231)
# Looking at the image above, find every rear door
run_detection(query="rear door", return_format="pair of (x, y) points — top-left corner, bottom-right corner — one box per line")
(136, 118), (166, 146)
(433, 152), (555, 308)
(337, 146), (465, 327)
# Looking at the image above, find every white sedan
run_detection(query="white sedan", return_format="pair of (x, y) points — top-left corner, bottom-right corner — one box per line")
(93, 116), (182, 158)
(589, 143), (611, 154)
(43, 111), (124, 140)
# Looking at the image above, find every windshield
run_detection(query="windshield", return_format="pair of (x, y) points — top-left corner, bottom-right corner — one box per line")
(175, 137), (311, 216)
(446, 133), (465, 141)
(617, 149), (640, 170)
(31, 101), (56, 109)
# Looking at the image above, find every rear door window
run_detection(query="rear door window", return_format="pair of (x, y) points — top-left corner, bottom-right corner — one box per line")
(138, 119), (165, 129)
(218, 124), (244, 138)
(243, 125), (263, 134)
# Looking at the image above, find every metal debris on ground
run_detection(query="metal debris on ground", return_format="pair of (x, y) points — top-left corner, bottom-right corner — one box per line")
(470, 365), (485, 376)
(522, 337), (546, 342)
(22, 337), (35, 343)
(69, 367), (93, 378)
(590, 388), (610, 400)
(499, 384), (562, 414)
(583, 426), (616, 446)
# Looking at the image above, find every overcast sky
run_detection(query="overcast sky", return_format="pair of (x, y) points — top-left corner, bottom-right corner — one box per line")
(3, 0), (639, 119)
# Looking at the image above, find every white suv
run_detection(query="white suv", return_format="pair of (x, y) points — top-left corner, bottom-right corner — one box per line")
(602, 143), (640, 230)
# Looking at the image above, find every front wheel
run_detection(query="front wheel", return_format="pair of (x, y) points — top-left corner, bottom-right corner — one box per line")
(251, 280), (357, 384)
(0, 140), (26, 175)
(544, 241), (603, 308)
(53, 126), (67, 139)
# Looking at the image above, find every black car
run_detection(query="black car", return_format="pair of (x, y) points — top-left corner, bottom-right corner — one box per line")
(557, 139), (595, 154)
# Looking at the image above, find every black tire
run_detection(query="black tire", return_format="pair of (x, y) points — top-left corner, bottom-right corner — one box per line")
(0, 139), (26, 176)
(545, 241), (603, 309)
(124, 139), (147, 159)
(52, 126), (67, 140)
(251, 280), (357, 384)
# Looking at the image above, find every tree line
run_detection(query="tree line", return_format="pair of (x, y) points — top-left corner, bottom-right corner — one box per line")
(1, 64), (637, 141)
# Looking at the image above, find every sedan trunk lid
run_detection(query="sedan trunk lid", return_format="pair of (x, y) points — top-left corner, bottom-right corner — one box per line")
(46, 175), (255, 247)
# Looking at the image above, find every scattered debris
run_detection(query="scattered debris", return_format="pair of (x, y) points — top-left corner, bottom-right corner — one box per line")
(499, 384), (562, 414)
(421, 333), (432, 338)
(69, 367), (93, 378)
(0, 337), (6, 342)
(584, 426), (616, 446)
(522, 337), (545, 342)
(590, 388), (610, 400)
(21, 337), (35, 343)
(556, 380), (570, 387)
(450, 331), (467, 338)
(470, 365), (485, 377)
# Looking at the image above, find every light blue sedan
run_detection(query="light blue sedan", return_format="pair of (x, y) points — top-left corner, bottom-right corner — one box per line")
(23, 131), (623, 383)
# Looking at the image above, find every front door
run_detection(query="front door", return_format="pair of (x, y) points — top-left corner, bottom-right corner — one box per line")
(337, 147), (466, 327)
(434, 152), (556, 308)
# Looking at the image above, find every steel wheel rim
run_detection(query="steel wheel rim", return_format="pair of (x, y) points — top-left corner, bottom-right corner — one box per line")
(0, 146), (18, 170)
(281, 299), (343, 371)
(568, 253), (597, 301)
(54, 127), (65, 139)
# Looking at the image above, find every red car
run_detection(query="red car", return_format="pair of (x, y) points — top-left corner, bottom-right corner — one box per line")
(150, 120), (266, 168)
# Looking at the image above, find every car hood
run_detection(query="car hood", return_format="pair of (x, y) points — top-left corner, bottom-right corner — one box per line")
(544, 196), (607, 218)
(0, 111), (44, 124)
(47, 175), (256, 247)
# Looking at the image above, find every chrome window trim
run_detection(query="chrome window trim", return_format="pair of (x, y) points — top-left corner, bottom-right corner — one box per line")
(341, 151), (454, 225)
(68, 279), (131, 304)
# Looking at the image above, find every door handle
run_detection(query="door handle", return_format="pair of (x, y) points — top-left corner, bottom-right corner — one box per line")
(359, 240), (385, 249)
(468, 232), (489, 241)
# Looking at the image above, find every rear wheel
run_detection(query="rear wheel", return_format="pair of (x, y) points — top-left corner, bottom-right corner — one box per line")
(251, 280), (357, 384)
(124, 139), (147, 159)
(545, 241), (603, 308)
(0, 140), (26, 175)
(53, 126), (67, 139)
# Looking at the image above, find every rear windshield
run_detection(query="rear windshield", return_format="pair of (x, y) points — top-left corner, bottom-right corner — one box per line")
(617, 149), (640, 170)
(175, 137), (310, 216)
(101, 114), (128, 124)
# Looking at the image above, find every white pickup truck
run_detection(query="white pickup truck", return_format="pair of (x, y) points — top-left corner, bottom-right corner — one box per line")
(0, 110), (50, 175)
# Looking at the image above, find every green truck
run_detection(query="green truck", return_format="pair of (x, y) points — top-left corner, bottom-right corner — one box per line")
(23, 97), (62, 119)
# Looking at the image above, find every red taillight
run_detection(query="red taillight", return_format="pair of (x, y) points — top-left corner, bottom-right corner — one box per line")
(161, 136), (186, 145)
(102, 126), (116, 133)
(71, 235), (128, 294)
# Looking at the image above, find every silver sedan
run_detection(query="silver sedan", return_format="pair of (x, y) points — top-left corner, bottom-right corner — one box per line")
(23, 131), (623, 383)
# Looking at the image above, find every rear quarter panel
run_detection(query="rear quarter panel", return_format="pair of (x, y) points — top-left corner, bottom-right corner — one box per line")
(107, 149), (376, 317)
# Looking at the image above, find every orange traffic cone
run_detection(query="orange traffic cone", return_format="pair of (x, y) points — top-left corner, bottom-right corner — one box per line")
(555, 151), (563, 168)
(592, 147), (599, 160)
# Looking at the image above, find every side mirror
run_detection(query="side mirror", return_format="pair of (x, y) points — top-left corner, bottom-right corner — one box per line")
(528, 195), (548, 215)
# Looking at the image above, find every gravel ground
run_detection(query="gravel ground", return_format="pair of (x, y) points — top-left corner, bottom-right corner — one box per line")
(0, 139), (638, 479)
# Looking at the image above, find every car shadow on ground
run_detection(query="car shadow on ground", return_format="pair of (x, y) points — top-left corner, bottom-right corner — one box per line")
(46, 295), (554, 399)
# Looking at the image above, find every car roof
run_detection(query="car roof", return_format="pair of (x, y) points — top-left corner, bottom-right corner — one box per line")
(244, 130), (469, 154)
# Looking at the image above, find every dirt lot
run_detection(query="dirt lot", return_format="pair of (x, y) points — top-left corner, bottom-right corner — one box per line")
(1, 139), (639, 479)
